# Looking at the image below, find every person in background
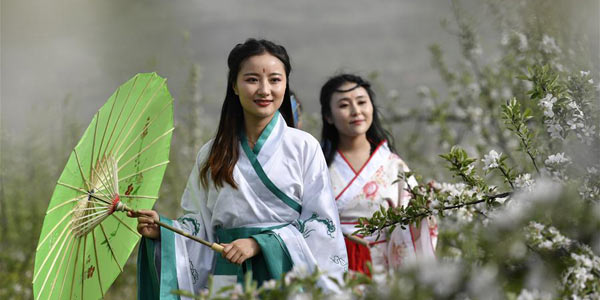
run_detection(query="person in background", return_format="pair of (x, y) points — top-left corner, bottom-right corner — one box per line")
(318, 73), (437, 276)
(290, 91), (303, 129)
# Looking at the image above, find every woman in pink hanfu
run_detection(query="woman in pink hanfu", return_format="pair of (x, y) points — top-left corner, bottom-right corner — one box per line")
(318, 74), (438, 275)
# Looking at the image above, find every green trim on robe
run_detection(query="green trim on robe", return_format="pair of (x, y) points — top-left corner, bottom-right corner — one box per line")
(136, 216), (180, 300)
(213, 225), (293, 286)
(137, 236), (160, 300)
(240, 112), (303, 214)
(159, 216), (179, 300)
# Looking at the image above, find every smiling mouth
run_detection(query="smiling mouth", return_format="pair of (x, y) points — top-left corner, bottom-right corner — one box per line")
(254, 99), (273, 107)
(350, 120), (364, 125)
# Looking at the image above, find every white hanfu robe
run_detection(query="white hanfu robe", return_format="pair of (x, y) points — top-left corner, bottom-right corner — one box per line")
(138, 112), (347, 299)
(329, 141), (437, 275)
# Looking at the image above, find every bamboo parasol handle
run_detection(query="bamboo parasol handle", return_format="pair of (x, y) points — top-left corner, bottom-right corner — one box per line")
(152, 218), (225, 253)
(343, 234), (371, 247)
(118, 203), (224, 253)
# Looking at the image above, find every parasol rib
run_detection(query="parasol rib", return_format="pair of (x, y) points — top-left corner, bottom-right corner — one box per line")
(72, 206), (106, 213)
(71, 210), (109, 234)
(53, 232), (77, 299)
(91, 229), (104, 297)
(34, 219), (74, 281)
(101, 76), (139, 161)
(90, 113), (99, 186)
(106, 74), (154, 156)
(117, 127), (174, 170)
(111, 214), (141, 238)
(99, 223), (123, 272)
(119, 194), (158, 200)
(37, 211), (74, 251)
(94, 87), (120, 171)
(80, 234), (88, 300)
(115, 99), (174, 163)
(90, 161), (115, 201)
(47, 195), (87, 214)
(57, 182), (88, 194)
(97, 157), (116, 197)
(73, 150), (92, 192)
(37, 232), (75, 299)
(112, 78), (166, 156)
(118, 161), (169, 183)
(68, 237), (82, 300)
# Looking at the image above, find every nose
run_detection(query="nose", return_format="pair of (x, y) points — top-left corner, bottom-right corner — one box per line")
(350, 102), (360, 116)
(257, 79), (270, 97)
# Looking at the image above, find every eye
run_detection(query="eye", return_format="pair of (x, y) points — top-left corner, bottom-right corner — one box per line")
(245, 77), (258, 83)
(338, 103), (348, 108)
(270, 77), (282, 83)
(358, 100), (367, 105)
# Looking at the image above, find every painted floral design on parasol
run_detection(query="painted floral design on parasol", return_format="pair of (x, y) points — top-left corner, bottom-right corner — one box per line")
(33, 73), (174, 300)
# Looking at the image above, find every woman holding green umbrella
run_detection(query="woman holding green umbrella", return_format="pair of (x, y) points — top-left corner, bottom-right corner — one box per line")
(130, 38), (347, 298)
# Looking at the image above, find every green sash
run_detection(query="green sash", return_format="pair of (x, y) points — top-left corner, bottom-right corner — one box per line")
(213, 224), (293, 286)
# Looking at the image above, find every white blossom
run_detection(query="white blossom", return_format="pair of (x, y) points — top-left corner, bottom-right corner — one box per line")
(262, 279), (277, 290)
(440, 182), (468, 198)
(417, 261), (463, 296)
(516, 289), (552, 300)
(580, 70), (590, 77)
(516, 32), (528, 51)
(467, 83), (481, 97)
(545, 153), (570, 166)
(541, 35), (561, 54)
(470, 44), (483, 57)
(501, 32), (510, 46)
(232, 283), (243, 295)
(515, 173), (535, 191)
(490, 88), (499, 100)
(538, 94), (556, 118)
(482, 150), (502, 170)
(284, 265), (310, 285)
(545, 120), (564, 140)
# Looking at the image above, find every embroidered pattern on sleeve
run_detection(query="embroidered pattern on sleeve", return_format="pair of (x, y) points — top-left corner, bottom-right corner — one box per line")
(293, 213), (336, 239)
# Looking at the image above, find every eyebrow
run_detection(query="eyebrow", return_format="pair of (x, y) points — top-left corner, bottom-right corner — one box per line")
(335, 94), (367, 103)
(242, 72), (283, 77)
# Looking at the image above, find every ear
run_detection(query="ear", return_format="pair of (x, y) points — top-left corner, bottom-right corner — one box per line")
(233, 83), (239, 96)
(325, 114), (333, 125)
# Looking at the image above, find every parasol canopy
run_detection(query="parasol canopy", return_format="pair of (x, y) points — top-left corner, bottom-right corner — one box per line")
(33, 73), (174, 300)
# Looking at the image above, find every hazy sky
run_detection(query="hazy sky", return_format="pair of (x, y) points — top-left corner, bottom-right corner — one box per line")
(1, 0), (597, 140)
(1, 0), (464, 138)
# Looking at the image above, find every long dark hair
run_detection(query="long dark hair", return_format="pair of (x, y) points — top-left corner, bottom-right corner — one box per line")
(200, 38), (294, 189)
(319, 73), (395, 166)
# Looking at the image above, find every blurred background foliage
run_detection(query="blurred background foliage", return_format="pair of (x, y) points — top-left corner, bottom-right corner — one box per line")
(0, 0), (598, 298)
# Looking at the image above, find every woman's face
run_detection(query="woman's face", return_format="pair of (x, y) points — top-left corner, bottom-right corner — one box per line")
(327, 81), (373, 139)
(234, 53), (286, 123)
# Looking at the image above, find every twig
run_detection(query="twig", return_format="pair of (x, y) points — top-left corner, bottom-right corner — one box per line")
(498, 167), (516, 190)
(365, 192), (512, 234)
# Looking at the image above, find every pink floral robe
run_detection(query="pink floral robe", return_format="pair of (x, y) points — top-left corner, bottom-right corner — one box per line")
(329, 141), (437, 274)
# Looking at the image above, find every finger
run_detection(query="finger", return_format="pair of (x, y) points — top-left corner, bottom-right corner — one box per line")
(221, 244), (231, 258)
(230, 252), (243, 264)
(136, 209), (152, 215)
(225, 248), (238, 261)
(235, 255), (247, 265)
(136, 210), (157, 219)
(138, 216), (155, 224)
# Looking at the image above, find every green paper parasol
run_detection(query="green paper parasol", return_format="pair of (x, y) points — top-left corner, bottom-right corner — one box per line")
(33, 73), (174, 299)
